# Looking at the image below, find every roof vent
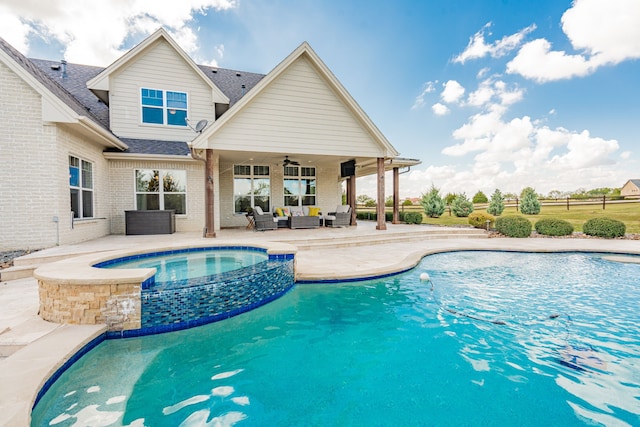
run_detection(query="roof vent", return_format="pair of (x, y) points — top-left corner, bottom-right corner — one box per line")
(60, 60), (67, 79)
(50, 64), (60, 70)
(236, 72), (241, 77)
(211, 69), (217, 73)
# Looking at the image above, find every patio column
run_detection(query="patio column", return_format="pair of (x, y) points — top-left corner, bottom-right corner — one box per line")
(376, 157), (386, 230)
(392, 166), (400, 224)
(348, 175), (357, 226)
(204, 149), (216, 238)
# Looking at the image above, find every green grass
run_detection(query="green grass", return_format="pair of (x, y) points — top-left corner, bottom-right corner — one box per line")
(367, 201), (640, 233)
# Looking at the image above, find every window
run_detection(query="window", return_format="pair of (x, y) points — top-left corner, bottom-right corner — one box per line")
(135, 169), (187, 214)
(284, 166), (316, 206)
(141, 88), (187, 126)
(69, 155), (93, 218)
(234, 165), (270, 214)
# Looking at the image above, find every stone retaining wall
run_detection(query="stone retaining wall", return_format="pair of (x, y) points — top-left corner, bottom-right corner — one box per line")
(38, 281), (142, 331)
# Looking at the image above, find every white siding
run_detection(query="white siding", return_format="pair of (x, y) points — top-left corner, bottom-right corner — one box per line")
(109, 39), (216, 141)
(209, 56), (385, 157)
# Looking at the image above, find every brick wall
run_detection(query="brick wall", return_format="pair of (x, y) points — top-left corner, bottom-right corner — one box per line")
(108, 159), (205, 234)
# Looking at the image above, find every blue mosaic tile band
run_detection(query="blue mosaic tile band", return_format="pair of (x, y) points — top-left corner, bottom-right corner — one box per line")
(139, 259), (294, 335)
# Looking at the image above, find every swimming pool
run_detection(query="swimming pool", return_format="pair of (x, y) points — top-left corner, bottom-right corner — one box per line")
(96, 248), (269, 285)
(31, 251), (640, 426)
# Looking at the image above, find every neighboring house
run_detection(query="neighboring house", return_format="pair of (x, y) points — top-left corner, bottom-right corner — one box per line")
(621, 179), (640, 199)
(0, 28), (419, 251)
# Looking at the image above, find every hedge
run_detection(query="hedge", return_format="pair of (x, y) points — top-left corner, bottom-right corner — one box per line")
(534, 218), (574, 236)
(495, 215), (532, 238)
(582, 217), (626, 238)
(468, 212), (495, 229)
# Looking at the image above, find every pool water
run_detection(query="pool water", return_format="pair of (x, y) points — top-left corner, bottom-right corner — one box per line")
(101, 249), (268, 284)
(32, 252), (640, 426)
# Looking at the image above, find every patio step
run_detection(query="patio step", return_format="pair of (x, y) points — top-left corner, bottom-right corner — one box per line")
(0, 316), (61, 358)
(0, 265), (37, 282)
(279, 227), (487, 250)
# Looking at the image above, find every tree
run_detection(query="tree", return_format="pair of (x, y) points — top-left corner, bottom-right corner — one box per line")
(357, 194), (374, 205)
(385, 196), (394, 207)
(520, 187), (541, 215)
(421, 185), (446, 218)
(450, 193), (474, 217)
(402, 198), (414, 206)
(472, 191), (488, 204)
(444, 192), (457, 206)
(486, 188), (505, 216)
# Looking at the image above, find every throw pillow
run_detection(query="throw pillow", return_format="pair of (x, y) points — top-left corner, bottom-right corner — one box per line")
(254, 206), (264, 215)
(308, 207), (321, 217)
(282, 207), (290, 217)
(276, 207), (284, 217)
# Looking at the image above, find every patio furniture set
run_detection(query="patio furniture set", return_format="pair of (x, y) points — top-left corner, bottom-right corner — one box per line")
(251, 205), (351, 231)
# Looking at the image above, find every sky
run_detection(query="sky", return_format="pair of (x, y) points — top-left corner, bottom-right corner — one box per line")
(1, 0), (639, 199)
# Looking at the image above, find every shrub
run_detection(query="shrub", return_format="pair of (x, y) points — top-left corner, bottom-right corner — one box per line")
(403, 212), (423, 224)
(520, 187), (541, 215)
(495, 215), (532, 238)
(421, 185), (446, 218)
(487, 188), (505, 216)
(472, 191), (488, 204)
(468, 212), (495, 229)
(583, 217), (626, 238)
(451, 193), (474, 217)
(534, 218), (574, 236)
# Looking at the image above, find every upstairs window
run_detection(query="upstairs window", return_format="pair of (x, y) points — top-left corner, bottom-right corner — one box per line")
(141, 88), (187, 127)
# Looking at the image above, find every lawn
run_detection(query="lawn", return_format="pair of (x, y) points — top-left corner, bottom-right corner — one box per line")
(381, 201), (640, 233)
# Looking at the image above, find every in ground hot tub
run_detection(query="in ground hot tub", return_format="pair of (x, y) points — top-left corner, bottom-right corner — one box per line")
(35, 245), (296, 337)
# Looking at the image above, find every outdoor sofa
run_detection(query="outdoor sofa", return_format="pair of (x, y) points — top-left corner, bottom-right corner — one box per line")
(325, 205), (351, 227)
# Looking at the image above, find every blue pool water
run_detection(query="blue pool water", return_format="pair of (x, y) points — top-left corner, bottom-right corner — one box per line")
(32, 252), (640, 426)
(99, 248), (268, 284)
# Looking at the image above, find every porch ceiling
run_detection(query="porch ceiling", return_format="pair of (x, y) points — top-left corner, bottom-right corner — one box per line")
(215, 150), (421, 178)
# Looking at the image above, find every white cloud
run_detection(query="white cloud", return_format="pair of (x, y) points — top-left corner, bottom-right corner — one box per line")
(438, 100), (627, 194)
(453, 22), (536, 64)
(0, 0), (237, 65)
(620, 151), (632, 160)
(506, 39), (595, 82)
(441, 80), (465, 104)
(431, 103), (450, 116)
(411, 81), (438, 109)
(507, 0), (640, 82)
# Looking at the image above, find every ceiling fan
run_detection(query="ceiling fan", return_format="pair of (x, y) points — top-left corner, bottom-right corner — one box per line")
(282, 156), (300, 166)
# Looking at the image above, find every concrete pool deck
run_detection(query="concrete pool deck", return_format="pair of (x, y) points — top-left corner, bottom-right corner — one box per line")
(2, 222), (640, 426)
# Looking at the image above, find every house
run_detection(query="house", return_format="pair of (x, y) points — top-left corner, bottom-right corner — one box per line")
(621, 179), (640, 199)
(0, 29), (419, 251)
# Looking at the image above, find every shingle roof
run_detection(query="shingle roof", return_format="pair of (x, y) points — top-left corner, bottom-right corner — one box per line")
(108, 138), (190, 156)
(0, 37), (111, 132)
(1, 35), (266, 156)
(629, 179), (640, 188)
(198, 65), (265, 106)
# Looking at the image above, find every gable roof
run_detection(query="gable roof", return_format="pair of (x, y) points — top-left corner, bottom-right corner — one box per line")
(0, 36), (126, 150)
(191, 42), (399, 158)
(626, 179), (640, 188)
(87, 28), (229, 105)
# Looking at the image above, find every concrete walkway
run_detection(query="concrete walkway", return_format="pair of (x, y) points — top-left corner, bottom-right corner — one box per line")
(2, 223), (640, 426)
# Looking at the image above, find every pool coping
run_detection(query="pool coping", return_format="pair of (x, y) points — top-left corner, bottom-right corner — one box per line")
(4, 237), (640, 426)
